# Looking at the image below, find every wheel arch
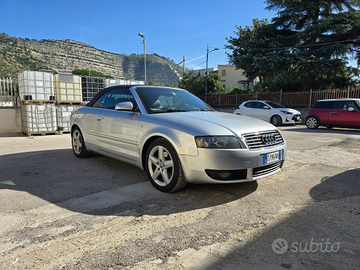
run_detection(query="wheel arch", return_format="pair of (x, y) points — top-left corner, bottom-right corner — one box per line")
(270, 114), (282, 124)
(305, 114), (321, 121)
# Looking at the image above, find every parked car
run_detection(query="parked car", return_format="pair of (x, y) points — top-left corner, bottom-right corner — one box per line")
(71, 85), (286, 192)
(233, 100), (302, 126)
(305, 98), (360, 129)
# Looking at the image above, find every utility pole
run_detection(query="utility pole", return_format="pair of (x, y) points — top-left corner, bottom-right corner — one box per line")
(183, 55), (185, 74)
(138, 33), (146, 84)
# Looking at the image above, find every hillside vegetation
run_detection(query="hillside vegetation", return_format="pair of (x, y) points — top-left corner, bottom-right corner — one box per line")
(0, 33), (183, 85)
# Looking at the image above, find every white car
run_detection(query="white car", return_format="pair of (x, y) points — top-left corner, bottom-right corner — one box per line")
(233, 100), (302, 126)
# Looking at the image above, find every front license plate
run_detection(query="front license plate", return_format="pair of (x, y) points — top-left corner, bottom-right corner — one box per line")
(264, 150), (281, 164)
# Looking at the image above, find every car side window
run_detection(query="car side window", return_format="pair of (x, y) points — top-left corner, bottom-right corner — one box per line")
(312, 101), (334, 109)
(333, 101), (359, 111)
(253, 102), (266, 109)
(244, 102), (254, 108)
(92, 89), (136, 109)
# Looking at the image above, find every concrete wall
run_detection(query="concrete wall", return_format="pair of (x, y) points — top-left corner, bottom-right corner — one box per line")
(0, 107), (22, 134)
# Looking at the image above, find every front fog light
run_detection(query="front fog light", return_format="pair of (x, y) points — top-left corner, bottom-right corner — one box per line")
(219, 171), (232, 179)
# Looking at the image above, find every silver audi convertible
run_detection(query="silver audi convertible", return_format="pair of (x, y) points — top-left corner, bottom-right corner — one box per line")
(71, 85), (286, 192)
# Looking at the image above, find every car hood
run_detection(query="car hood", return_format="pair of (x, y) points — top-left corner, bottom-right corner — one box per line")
(152, 111), (277, 136)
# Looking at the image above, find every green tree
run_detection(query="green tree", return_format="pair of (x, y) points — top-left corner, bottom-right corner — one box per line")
(226, 0), (360, 91)
(178, 71), (225, 97)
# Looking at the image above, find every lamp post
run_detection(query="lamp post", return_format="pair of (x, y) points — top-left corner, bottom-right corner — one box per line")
(138, 33), (146, 84)
(205, 45), (218, 102)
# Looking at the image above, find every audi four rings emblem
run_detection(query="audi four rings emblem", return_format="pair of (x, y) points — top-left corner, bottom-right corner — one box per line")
(261, 134), (276, 145)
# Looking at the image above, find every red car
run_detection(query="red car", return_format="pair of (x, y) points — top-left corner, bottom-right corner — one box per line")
(305, 98), (360, 129)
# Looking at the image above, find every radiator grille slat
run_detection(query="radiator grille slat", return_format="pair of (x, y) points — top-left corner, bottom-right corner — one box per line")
(253, 160), (283, 179)
(242, 130), (284, 150)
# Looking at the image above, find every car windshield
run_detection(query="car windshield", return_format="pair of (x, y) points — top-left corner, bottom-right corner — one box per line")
(135, 87), (214, 114)
(355, 100), (360, 108)
(265, 101), (285, 108)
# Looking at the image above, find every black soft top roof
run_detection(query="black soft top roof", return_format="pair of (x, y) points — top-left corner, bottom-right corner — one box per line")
(85, 85), (144, 107)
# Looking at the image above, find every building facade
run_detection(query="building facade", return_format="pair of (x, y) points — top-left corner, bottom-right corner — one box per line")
(218, 65), (247, 89)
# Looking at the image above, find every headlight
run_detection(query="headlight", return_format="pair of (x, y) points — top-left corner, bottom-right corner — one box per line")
(280, 110), (292, 115)
(195, 136), (242, 149)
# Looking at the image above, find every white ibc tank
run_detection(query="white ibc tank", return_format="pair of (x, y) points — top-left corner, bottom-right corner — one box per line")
(20, 103), (57, 134)
(56, 104), (82, 132)
(18, 71), (54, 101)
(54, 74), (83, 102)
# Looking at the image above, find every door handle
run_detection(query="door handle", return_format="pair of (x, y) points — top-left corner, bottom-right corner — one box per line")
(330, 112), (335, 114)
(97, 116), (102, 121)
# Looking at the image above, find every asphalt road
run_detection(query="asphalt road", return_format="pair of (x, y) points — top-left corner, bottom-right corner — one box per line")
(0, 125), (359, 270)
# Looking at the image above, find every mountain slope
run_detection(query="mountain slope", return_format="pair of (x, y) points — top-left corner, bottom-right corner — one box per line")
(0, 33), (183, 85)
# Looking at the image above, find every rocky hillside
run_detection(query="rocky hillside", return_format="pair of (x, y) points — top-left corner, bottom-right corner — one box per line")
(0, 33), (183, 85)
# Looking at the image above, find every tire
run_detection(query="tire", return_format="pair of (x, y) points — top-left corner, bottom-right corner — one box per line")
(305, 116), (320, 129)
(145, 138), (187, 192)
(270, 115), (281, 126)
(71, 126), (92, 158)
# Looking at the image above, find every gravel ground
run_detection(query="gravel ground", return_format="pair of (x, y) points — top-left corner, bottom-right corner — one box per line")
(0, 125), (359, 270)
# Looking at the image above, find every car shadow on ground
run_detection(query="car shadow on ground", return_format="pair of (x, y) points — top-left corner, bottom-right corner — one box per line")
(0, 149), (258, 216)
(203, 168), (360, 269)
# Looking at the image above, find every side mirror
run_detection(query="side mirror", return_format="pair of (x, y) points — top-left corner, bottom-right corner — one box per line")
(115, 101), (134, 111)
(263, 106), (270, 109)
(348, 107), (355, 112)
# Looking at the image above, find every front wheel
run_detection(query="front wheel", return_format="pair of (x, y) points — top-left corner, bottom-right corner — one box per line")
(271, 115), (281, 126)
(71, 126), (92, 158)
(145, 138), (187, 192)
(305, 116), (320, 129)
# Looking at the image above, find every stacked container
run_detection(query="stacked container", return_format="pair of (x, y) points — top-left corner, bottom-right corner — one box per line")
(18, 71), (54, 101)
(56, 104), (82, 133)
(20, 103), (57, 135)
(18, 71), (57, 135)
(54, 74), (83, 102)
(81, 76), (106, 102)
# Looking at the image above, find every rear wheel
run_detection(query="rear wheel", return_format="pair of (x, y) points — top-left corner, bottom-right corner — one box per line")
(71, 126), (92, 158)
(145, 138), (187, 192)
(271, 115), (281, 126)
(305, 116), (320, 129)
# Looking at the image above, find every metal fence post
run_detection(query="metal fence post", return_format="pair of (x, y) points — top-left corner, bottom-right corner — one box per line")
(309, 89), (313, 108)
(280, 89), (282, 105)
(13, 76), (17, 107)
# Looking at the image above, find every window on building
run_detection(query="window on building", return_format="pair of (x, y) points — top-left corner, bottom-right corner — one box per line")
(221, 70), (226, 77)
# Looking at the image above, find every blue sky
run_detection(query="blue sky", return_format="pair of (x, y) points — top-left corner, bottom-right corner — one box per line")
(0, 0), (278, 70)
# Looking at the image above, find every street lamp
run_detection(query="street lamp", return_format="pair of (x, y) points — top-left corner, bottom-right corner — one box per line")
(205, 45), (218, 102)
(138, 33), (146, 84)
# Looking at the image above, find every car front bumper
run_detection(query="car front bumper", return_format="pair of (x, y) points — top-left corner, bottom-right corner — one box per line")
(179, 144), (286, 184)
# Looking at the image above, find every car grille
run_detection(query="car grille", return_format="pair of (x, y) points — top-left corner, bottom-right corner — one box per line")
(253, 160), (283, 179)
(292, 114), (302, 122)
(242, 130), (284, 151)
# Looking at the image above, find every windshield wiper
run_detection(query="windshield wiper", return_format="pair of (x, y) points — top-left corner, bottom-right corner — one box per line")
(199, 109), (213, 111)
(164, 109), (187, 112)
